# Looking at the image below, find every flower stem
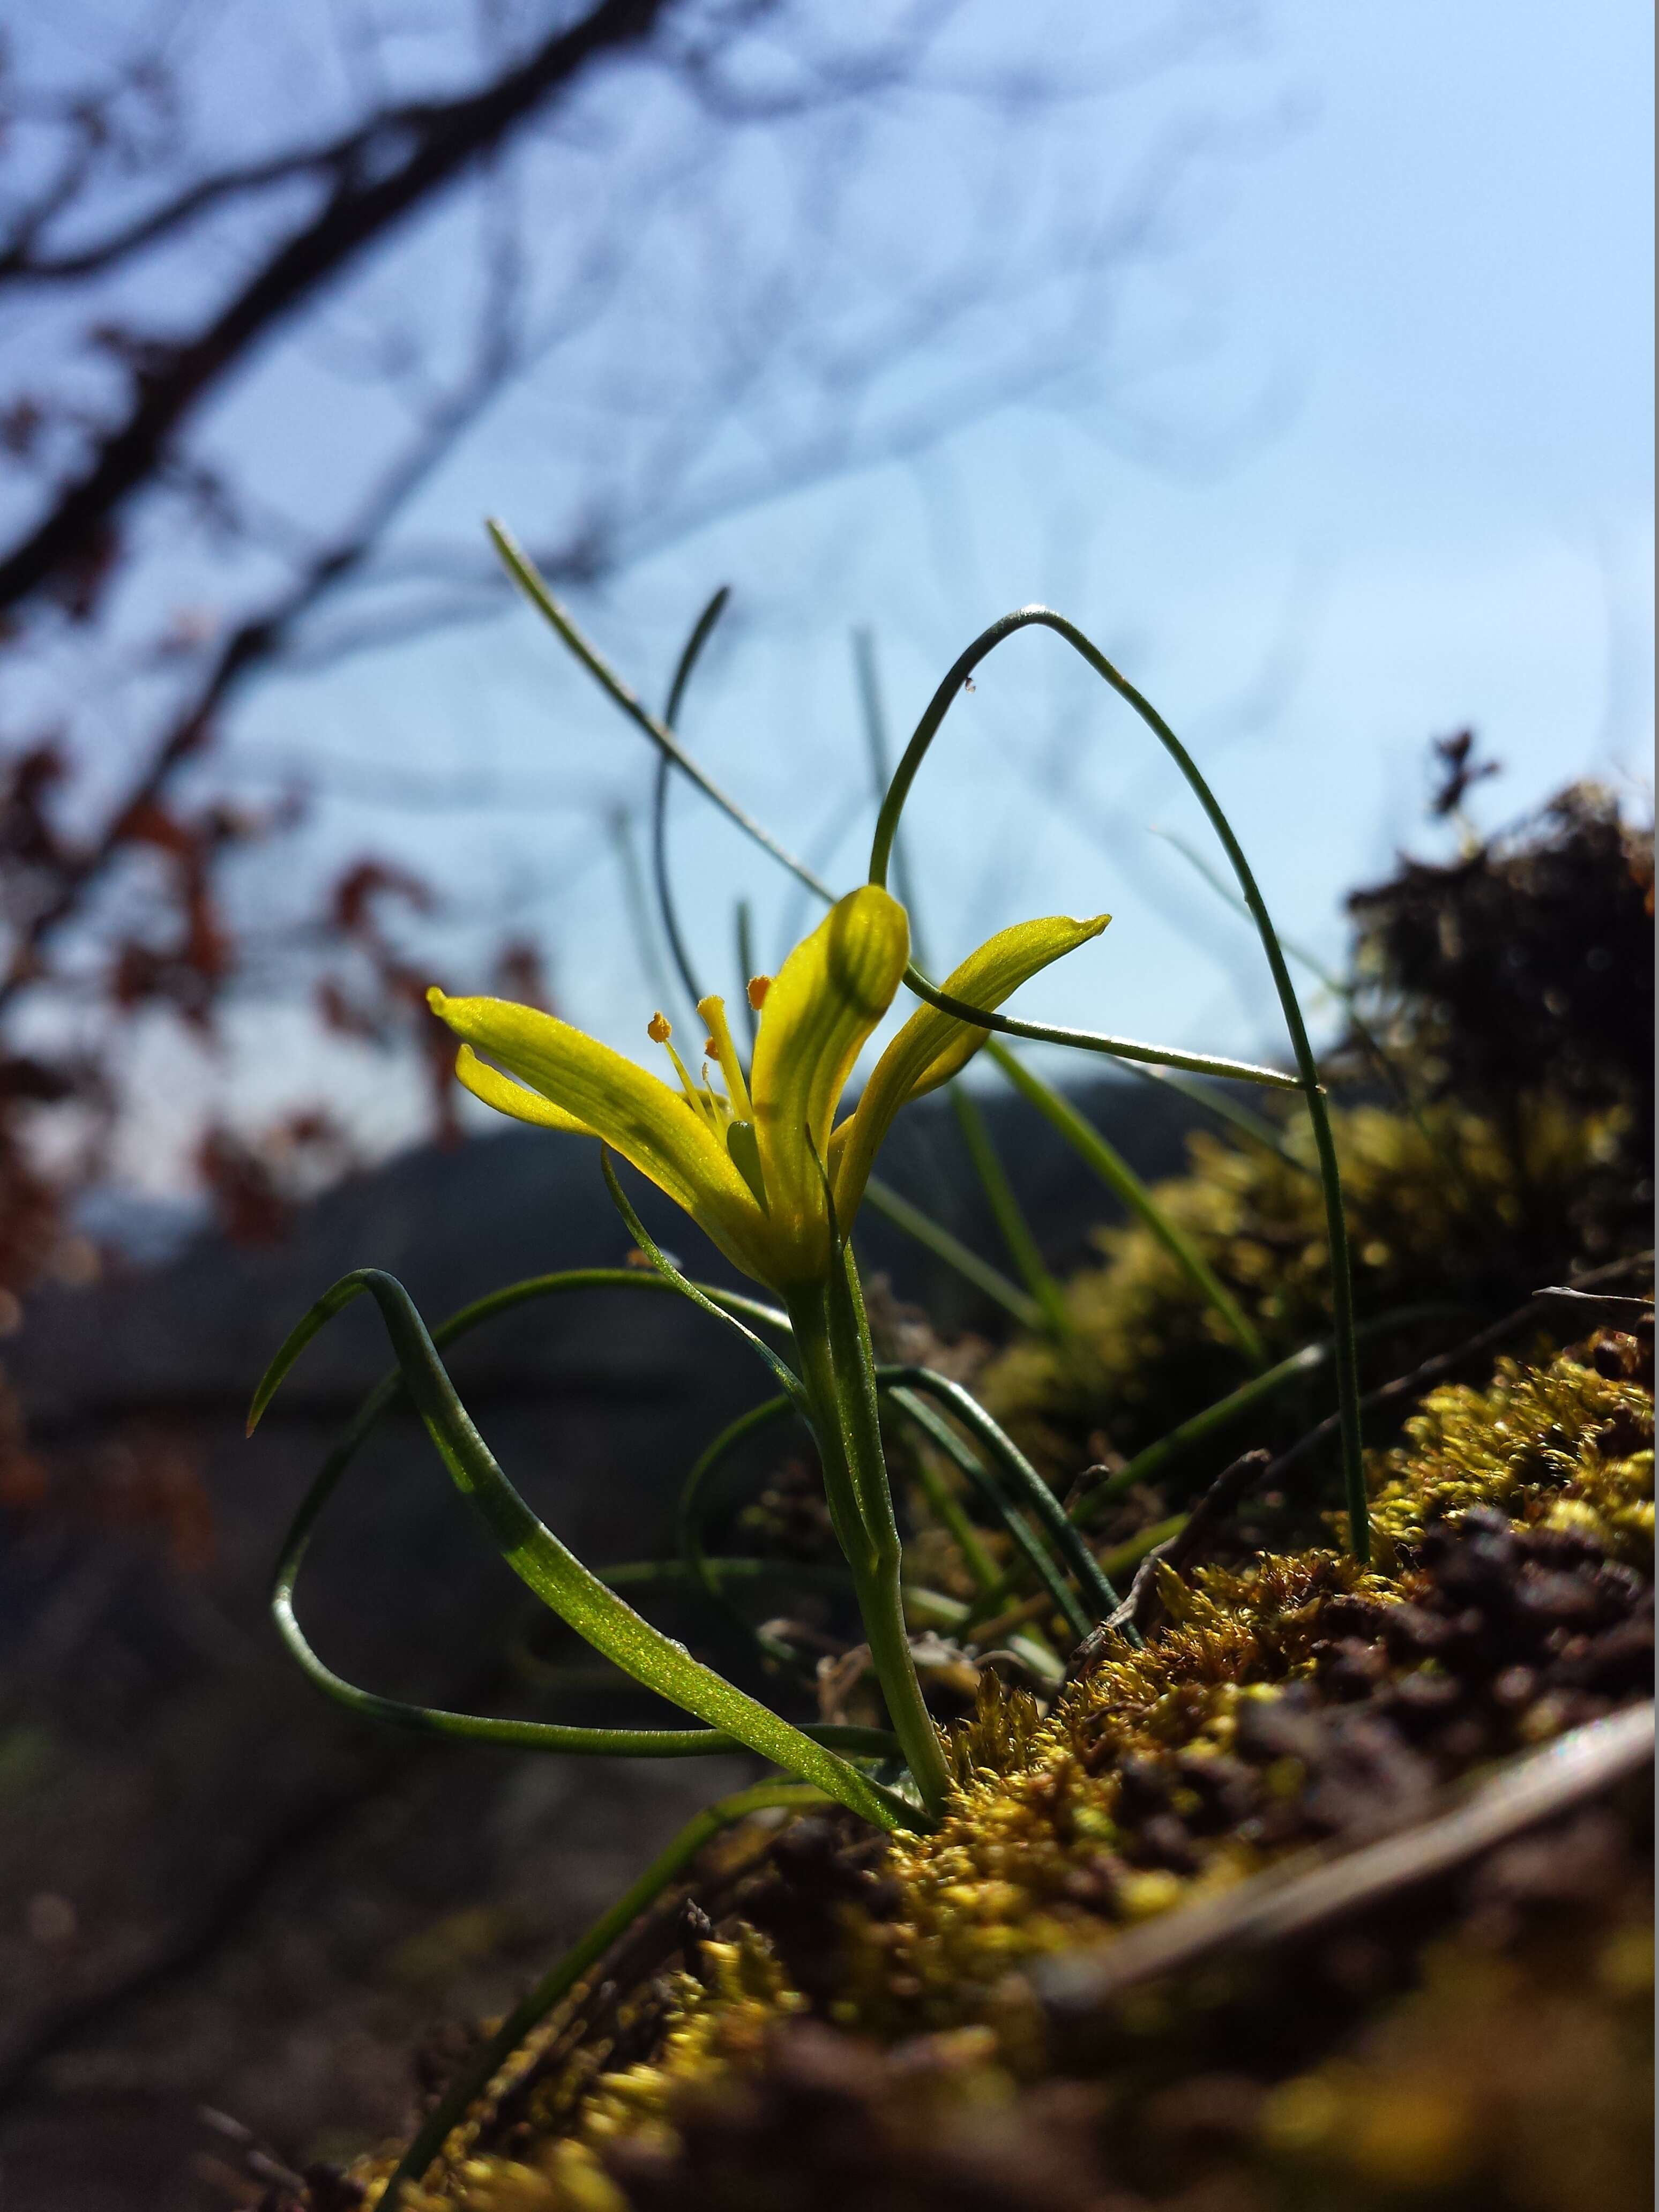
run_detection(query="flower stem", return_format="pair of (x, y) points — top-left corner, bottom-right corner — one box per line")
(786, 1273), (953, 1821)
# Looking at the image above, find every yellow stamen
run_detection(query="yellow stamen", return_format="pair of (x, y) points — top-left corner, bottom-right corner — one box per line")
(747, 975), (772, 1011)
(648, 1013), (719, 1129)
(697, 993), (755, 1124)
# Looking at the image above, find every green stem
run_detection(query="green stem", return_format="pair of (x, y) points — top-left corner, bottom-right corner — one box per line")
(383, 1780), (826, 2206)
(786, 1275), (953, 1820)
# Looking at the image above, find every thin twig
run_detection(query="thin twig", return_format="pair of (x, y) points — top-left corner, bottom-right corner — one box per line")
(1036, 1701), (1654, 2026)
(1086, 1448), (1271, 1652)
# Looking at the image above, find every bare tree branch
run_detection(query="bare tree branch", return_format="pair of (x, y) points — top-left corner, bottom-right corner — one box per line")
(0, 0), (675, 616)
(0, 179), (530, 1008)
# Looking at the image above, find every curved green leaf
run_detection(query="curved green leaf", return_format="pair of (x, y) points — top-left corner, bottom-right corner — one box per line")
(864, 602), (1365, 1556)
(881, 1382), (1082, 1639)
(252, 1268), (921, 1832)
(600, 1150), (808, 1408)
(880, 1363), (1133, 1639)
(675, 1393), (807, 1671)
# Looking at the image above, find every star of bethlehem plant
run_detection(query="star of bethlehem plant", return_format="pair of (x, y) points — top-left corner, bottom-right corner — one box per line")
(250, 519), (1372, 2204)
(428, 886), (1109, 1810)
(249, 515), (1368, 2067)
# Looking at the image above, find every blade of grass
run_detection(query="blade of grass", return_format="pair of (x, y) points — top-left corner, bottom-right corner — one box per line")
(854, 626), (926, 959)
(880, 1392), (1000, 1594)
(894, 976), (1303, 1090)
(497, 529), (1299, 1094)
(676, 1394), (809, 1672)
(491, 521), (832, 903)
(1115, 1053), (1313, 1176)
(1153, 822), (1470, 1184)
(648, 586), (732, 1018)
(1068, 1300), (1470, 1525)
(1071, 1342), (1329, 1524)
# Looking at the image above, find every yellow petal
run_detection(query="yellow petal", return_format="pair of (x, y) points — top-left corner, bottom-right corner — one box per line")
(748, 885), (909, 1274)
(453, 1043), (593, 1134)
(831, 912), (1108, 1221)
(429, 990), (770, 1279)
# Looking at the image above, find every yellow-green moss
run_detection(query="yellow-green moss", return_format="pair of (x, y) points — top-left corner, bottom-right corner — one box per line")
(978, 1099), (1631, 1476)
(382, 1339), (1649, 2207)
(1367, 1351), (1653, 1565)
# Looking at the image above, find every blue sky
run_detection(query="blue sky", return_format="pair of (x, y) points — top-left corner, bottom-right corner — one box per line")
(112, 0), (1653, 1185)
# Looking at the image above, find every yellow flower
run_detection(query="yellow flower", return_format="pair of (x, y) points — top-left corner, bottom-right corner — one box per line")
(429, 887), (1107, 1290)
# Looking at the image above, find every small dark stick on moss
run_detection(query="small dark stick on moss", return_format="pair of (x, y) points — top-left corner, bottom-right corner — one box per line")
(1069, 1448), (1273, 1669)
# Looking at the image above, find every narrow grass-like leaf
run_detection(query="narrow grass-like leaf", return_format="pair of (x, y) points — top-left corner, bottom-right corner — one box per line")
(1073, 1299), (1468, 1522)
(951, 1083), (1072, 1340)
(880, 1364), (1132, 1638)
(865, 603), (1367, 1558)
(504, 529), (1298, 1099)
(883, 1380), (1073, 1630)
(251, 1268), (917, 1832)
(676, 1394), (806, 1671)
(893, 973), (1302, 1090)
(988, 1039), (1266, 1371)
(1154, 821), (1475, 1195)
(1070, 1343), (1330, 1523)
(880, 1389), (1000, 1593)
(863, 1173), (1043, 1331)
(1117, 1055), (1313, 1176)
(1153, 825), (1414, 1093)
(264, 1267), (886, 1764)
(383, 1780), (828, 2207)
(854, 626), (927, 959)
(600, 1150), (808, 1410)
(648, 586), (731, 1018)
(248, 1264), (792, 1440)
(490, 521), (831, 901)
(665, 584), (731, 728)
